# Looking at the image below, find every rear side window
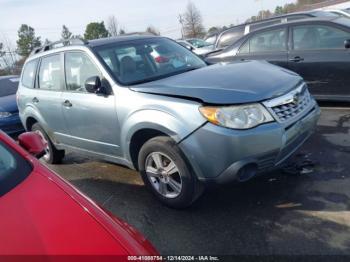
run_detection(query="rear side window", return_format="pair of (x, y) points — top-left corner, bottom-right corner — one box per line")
(65, 52), (101, 92)
(38, 54), (62, 90)
(0, 142), (32, 197)
(21, 60), (38, 88)
(217, 25), (245, 49)
(293, 24), (350, 50)
(240, 28), (287, 53)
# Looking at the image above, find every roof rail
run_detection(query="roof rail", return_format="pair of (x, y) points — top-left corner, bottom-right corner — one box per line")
(30, 38), (87, 56)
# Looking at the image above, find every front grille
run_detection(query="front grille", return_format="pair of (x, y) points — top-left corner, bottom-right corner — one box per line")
(263, 83), (313, 123)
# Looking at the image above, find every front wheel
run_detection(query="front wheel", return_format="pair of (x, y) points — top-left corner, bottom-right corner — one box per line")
(138, 136), (203, 209)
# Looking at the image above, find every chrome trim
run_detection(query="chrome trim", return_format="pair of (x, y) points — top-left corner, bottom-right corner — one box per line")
(263, 83), (306, 108)
(263, 83), (315, 124)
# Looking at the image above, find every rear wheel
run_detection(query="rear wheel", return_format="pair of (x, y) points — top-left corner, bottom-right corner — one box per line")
(138, 136), (203, 209)
(31, 123), (65, 164)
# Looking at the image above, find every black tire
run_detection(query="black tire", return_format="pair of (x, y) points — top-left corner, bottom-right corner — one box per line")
(31, 123), (65, 164)
(138, 136), (204, 209)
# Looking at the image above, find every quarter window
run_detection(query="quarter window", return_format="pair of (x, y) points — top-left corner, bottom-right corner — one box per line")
(293, 25), (350, 50)
(21, 60), (38, 88)
(65, 52), (101, 92)
(38, 54), (62, 90)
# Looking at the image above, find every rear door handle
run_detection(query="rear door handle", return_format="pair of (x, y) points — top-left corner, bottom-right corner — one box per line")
(289, 56), (304, 62)
(63, 100), (72, 108)
(32, 97), (39, 104)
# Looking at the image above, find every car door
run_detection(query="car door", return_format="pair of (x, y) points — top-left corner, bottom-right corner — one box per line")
(61, 51), (121, 157)
(34, 53), (70, 143)
(288, 23), (350, 99)
(235, 27), (289, 69)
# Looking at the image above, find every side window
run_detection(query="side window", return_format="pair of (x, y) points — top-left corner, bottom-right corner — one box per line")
(65, 52), (101, 92)
(293, 24), (350, 50)
(242, 28), (287, 53)
(21, 60), (38, 88)
(38, 54), (62, 90)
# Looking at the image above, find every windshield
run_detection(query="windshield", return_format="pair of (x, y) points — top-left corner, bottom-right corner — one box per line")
(0, 141), (32, 196)
(187, 39), (212, 48)
(94, 38), (206, 85)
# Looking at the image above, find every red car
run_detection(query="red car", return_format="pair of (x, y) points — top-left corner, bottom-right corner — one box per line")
(0, 131), (158, 256)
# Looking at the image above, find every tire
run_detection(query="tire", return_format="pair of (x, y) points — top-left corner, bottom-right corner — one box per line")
(138, 136), (204, 209)
(31, 123), (65, 164)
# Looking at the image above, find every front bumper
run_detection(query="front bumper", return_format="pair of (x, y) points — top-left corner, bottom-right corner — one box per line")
(0, 113), (25, 135)
(179, 104), (320, 184)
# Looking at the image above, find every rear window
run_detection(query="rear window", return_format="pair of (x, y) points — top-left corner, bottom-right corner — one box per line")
(0, 141), (32, 197)
(217, 25), (245, 48)
(21, 60), (38, 88)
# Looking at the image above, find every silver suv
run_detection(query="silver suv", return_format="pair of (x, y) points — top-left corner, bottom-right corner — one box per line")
(18, 36), (320, 208)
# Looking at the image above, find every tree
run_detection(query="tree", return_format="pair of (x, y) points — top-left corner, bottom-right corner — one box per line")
(61, 25), (73, 40)
(146, 25), (160, 36)
(16, 24), (41, 57)
(119, 29), (126, 35)
(106, 15), (119, 37)
(274, 6), (284, 15)
(84, 22), (109, 40)
(1, 36), (21, 74)
(207, 26), (219, 35)
(182, 1), (205, 38)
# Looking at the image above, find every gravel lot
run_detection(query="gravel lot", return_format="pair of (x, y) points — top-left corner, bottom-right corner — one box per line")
(47, 107), (350, 256)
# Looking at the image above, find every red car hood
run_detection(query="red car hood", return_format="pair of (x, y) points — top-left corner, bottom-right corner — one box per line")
(0, 156), (157, 255)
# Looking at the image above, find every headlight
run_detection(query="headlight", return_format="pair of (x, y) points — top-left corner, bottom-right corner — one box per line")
(199, 104), (274, 129)
(0, 112), (12, 118)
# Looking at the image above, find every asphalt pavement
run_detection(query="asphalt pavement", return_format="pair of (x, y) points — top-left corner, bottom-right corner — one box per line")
(47, 107), (350, 256)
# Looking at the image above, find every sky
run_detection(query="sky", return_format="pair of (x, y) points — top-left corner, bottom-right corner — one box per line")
(0, 0), (295, 46)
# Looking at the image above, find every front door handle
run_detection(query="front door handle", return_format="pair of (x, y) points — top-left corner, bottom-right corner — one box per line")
(32, 97), (39, 104)
(63, 100), (72, 108)
(289, 56), (304, 62)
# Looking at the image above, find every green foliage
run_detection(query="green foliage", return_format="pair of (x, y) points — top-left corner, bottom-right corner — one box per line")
(61, 25), (73, 40)
(84, 22), (109, 40)
(16, 24), (41, 57)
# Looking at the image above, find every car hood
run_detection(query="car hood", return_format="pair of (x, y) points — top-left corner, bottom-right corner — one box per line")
(130, 60), (302, 104)
(0, 94), (17, 113)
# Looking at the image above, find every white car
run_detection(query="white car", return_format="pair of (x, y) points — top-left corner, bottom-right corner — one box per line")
(177, 40), (214, 56)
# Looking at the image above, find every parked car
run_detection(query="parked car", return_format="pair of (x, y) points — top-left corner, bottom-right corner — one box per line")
(214, 10), (339, 50)
(0, 130), (158, 255)
(17, 36), (320, 208)
(206, 17), (350, 102)
(326, 9), (350, 18)
(177, 40), (214, 56)
(0, 75), (24, 135)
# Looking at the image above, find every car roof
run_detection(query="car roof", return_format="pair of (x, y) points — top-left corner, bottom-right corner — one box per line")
(87, 35), (159, 47)
(245, 16), (347, 31)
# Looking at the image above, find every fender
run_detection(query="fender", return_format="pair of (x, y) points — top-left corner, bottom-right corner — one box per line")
(21, 105), (56, 142)
(120, 109), (205, 163)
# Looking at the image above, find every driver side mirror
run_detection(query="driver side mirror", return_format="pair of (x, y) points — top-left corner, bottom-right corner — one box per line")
(85, 76), (102, 94)
(345, 39), (350, 49)
(18, 132), (46, 159)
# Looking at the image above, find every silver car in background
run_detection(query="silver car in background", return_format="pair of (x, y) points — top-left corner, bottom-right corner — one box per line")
(17, 36), (320, 208)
